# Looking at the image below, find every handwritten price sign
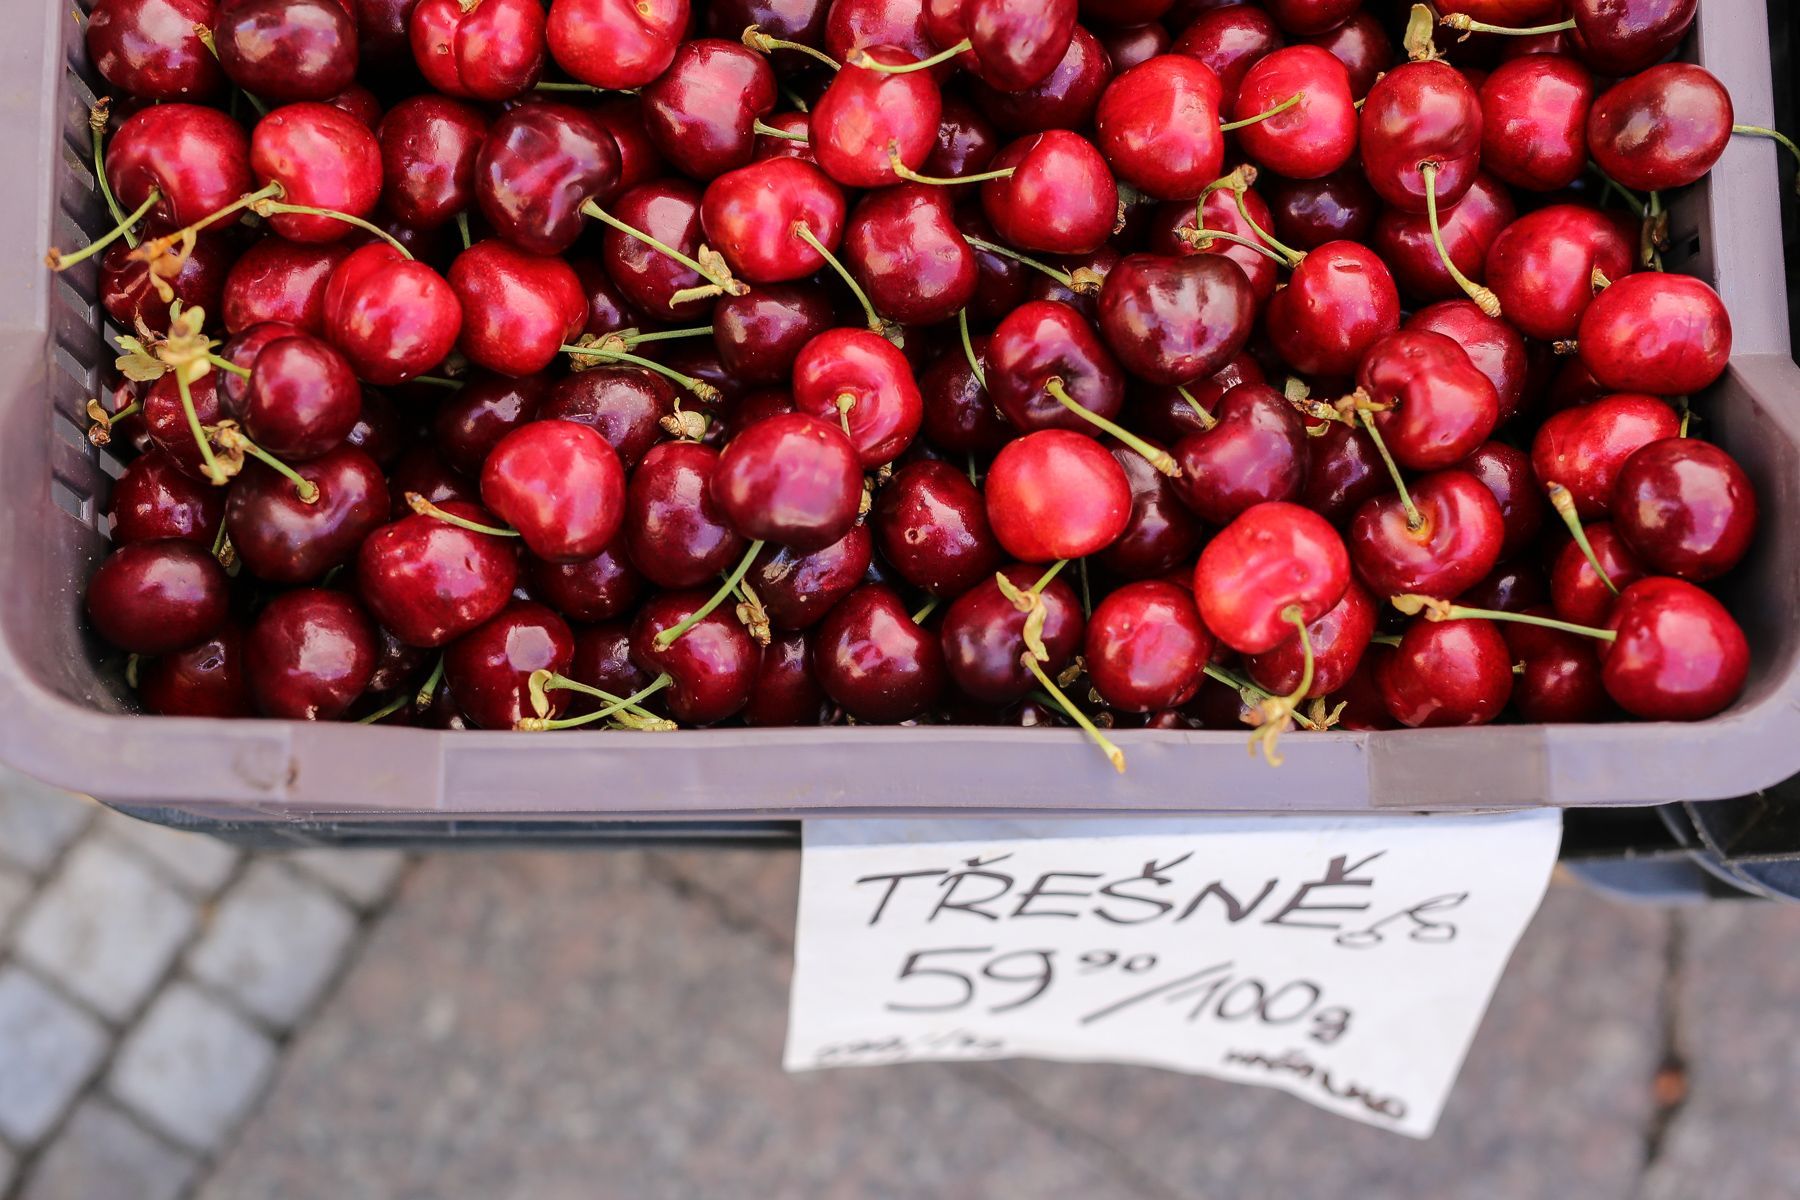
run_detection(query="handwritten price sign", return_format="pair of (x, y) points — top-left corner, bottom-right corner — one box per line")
(785, 812), (1561, 1138)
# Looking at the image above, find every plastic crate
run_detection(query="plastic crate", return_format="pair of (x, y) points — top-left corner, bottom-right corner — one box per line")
(3, 0), (1799, 826)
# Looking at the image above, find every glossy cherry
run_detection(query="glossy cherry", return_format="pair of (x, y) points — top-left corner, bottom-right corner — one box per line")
(1599, 577), (1748, 721)
(986, 430), (1132, 562)
(250, 103), (383, 244)
(475, 103), (620, 256)
(226, 445), (388, 584)
(446, 602), (576, 730)
(1171, 4), (1282, 112)
(642, 39), (777, 180)
(1372, 171), (1515, 306)
(1172, 383), (1309, 525)
(981, 131), (1118, 256)
(1360, 331), (1501, 471)
(106, 104), (253, 232)
(940, 564), (1083, 703)
(1245, 580), (1376, 701)
(100, 237), (233, 336)
(137, 627), (252, 718)
(1359, 61), (1482, 214)
(600, 180), (717, 319)
(791, 329), (922, 467)
(712, 412), (863, 551)
(1098, 254), (1256, 387)
(217, 0), (359, 103)
(814, 584), (946, 721)
(1551, 522), (1645, 625)
(528, 533), (643, 625)
(624, 441), (747, 589)
(810, 46), (943, 188)
(357, 500), (521, 647)
(1485, 204), (1637, 343)
(322, 243), (463, 384)
(629, 590), (757, 724)
(749, 525), (874, 630)
(743, 631), (829, 727)
(480, 421), (625, 562)
(1406, 299), (1529, 424)
(1503, 609), (1612, 724)
(1085, 579), (1212, 712)
(245, 589), (377, 720)
(970, 24), (1110, 135)
(411, 0), (545, 100)
(1531, 393), (1680, 518)
(86, 540), (230, 655)
(1096, 442), (1203, 579)
(1094, 55), (1224, 201)
(1262, 0), (1359, 36)
(1194, 501), (1350, 654)
(548, 0), (688, 90)
(1578, 274), (1732, 397)
(1479, 54), (1594, 193)
(1231, 45), (1357, 181)
(1458, 441), (1546, 561)
(1611, 439), (1757, 583)
(1377, 616), (1513, 727)
(1350, 470), (1505, 600)
(540, 368), (673, 470)
(844, 185), (978, 327)
(1266, 168), (1380, 251)
(713, 286), (834, 385)
(109, 451), (225, 546)
(925, 0), (1079, 93)
(700, 158), (848, 285)
(240, 334), (362, 460)
(1302, 420), (1387, 527)
(985, 301), (1125, 433)
(87, 0), (225, 100)
(448, 240), (588, 377)
(1587, 64), (1732, 194)
(1301, 10), (1389, 100)
(872, 459), (1004, 595)
(223, 238), (352, 334)
(1266, 241), (1401, 379)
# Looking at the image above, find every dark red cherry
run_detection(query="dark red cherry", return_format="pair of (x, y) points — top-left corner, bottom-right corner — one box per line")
(448, 240), (588, 377)
(1172, 383), (1309, 525)
(87, 0), (226, 100)
(981, 131), (1118, 256)
(1245, 580), (1376, 700)
(814, 584), (945, 722)
(969, 24), (1111, 135)
(957, 207), (1032, 322)
(227, 444), (388, 584)
(1134, 351), (1265, 446)
(1085, 579), (1212, 711)
(1262, 0), (1358, 36)
(480, 421), (625, 562)
(1265, 168), (1380, 251)
(744, 632), (829, 727)
(940, 564), (1083, 703)
(1372, 172), (1515, 306)
(1302, 420), (1387, 527)
(1359, 62), (1482, 214)
(1350, 470), (1505, 601)
(706, 0), (830, 49)
(540, 367), (673, 470)
(217, 0), (358, 103)
(250, 102), (383, 244)
(919, 338), (1011, 455)
(1377, 617), (1512, 728)
(1551, 522), (1645, 626)
(928, 0), (1079, 93)
(925, 95), (1001, 178)
(845, 184), (979, 327)
(223, 238), (352, 335)
(810, 46), (943, 188)
(1194, 500), (1349, 654)
(528, 533), (643, 624)
(1504, 608), (1612, 724)
(245, 589), (378, 720)
(142, 371), (226, 481)
(630, 590), (757, 725)
(1479, 54), (1593, 192)
(1094, 55), (1224, 202)
(749, 525), (875, 630)
(1458, 441), (1546, 561)
(825, 0), (936, 67)
(642, 38), (778, 180)
(699, 158), (848, 286)
(872, 459), (1004, 595)
(1171, 3), (1283, 112)
(1406, 299), (1529, 424)
(109, 451), (226, 546)
(1231, 45), (1358, 181)
(446, 602), (575, 729)
(985, 300), (1124, 433)
(107, 103), (253, 231)
(547, 0), (686, 89)
(986, 430), (1131, 561)
(591, 97), (667, 190)
(1266, 241), (1401, 378)
(1570, 0), (1698, 78)
(1611, 439), (1757, 583)
(326, 84), (382, 130)
(624, 441), (746, 589)
(1330, 644), (1398, 730)
(86, 540), (230, 655)
(357, 500), (521, 647)
(411, 0), (545, 100)
(1599, 577), (1747, 721)
(1587, 64), (1731, 194)
(432, 373), (548, 476)
(322, 244), (462, 385)
(240, 334), (362, 461)
(1301, 10), (1389, 100)
(713, 286), (834, 385)
(1360, 331), (1501, 471)
(567, 623), (656, 714)
(345, 389), (408, 467)
(475, 102), (620, 255)
(1463, 560), (1550, 614)
(101, 237), (232, 336)
(601, 179), (716, 319)
(138, 627), (252, 718)
(1099, 253), (1256, 387)
(1485, 204), (1637, 343)
(792, 329), (922, 467)
(1531, 393), (1680, 519)
(1098, 23), (1168, 74)
(387, 444), (478, 517)
(1096, 442), (1203, 579)
(572, 258), (648, 339)
(1578, 274), (1732, 397)
(712, 413), (863, 551)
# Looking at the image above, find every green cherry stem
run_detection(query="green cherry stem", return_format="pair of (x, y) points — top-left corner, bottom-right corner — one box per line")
(1420, 162), (1502, 317)
(1545, 482), (1618, 595)
(963, 234), (1076, 288)
(580, 199), (742, 294)
(47, 188), (160, 270)
(888, 141), (1016, 186)
(175, 368), (228, 487)
(1249, 606), (1314, 767)
(251, 200), (413, 258)
(1732, 125), (1800, 190)
(206, 354), (252, 379)
(1392, 594), (1617, 642)
(791, 222), (887, 337)
(1178, 226), (1297, 269)
(1439, 13), (1575, 36)
(1020, 652), (1126, 774)
(1177, 385), (1218, 430)
(1228, 186), (1305, 267)
(89, 104), (136, 249)
(356, 689), (413, 725)
(1358, 409), (1422, 531)
(849, 38), (966, 74)
(404, 492), (518, 536)
(654, 541), (766, 649)
(911, 596), (941, 624)
(517, 673), (676, 732)
(561, 343), (721, 402)
(742, 25), (841, 70)
(1219, 92), (1303, 132)
(1045, 378), (1180, 478)
(753, 119), (808, 142)
(958, 308), (987, 389)
(212, 424), (319, 503)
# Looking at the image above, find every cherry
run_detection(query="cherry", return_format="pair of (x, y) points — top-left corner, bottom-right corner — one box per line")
(1152, 178), (1279, 304)
(223, 238), (352, 334)
(327, 84), (382, 131)
(244, 589), (378, 720)
(957, 208), (1032, 321)
(986, 300), (1126, 435)
(1360, 330), (1501, 471)
(566, 623), (657, 716)
(1330, 644), (1398, 730)
(1094, 55), (1224, 201)
(706, 0), (830, 48)
(1406, 299), (1529, 424)
(1359, 61), (1482, 214)
(872, 459), (1004, 595)
(217, 0), (359, 104)
(921, 0), (1079, 93)
(87, 0), (225, 100)
(478, 420), (625, 562)
(814, 584), (946, 721)
(1171, 4), (1282, 112)
(591, 98), (667, 192)
(432, 373), (548, 476)
(388, 444), (477, 516)
(826, 0), (936, 67)
(1587, 64), (1732, 194)
(107, 104), (253, 232)
(919, 337), (1010, 455)
(142, 370), (226, 480)
(1478, 54), (1593, 193)
(109, 451), (226, 545)
(1098, 253), (1256, 387)
(981, 131), (1118, 256)
(1025, 245), (1120, 321)
(1245, 579), (1376, 700)
(1377, 616), (1513, 727)
(1578, 274), (1732, 397)
(350, 0), (416, 69)
(475, 103), (620, 256)
(1568, 0), (1698, 77)
(792, 328), (922, 467)
(322, 243), (463, 385)
(1350, 469), (1504, 600)
(1265, 168), (1380, 251)
(744, 631), (829, 727)
(1301, 10), (1390, 100)
(1501, 607), (1611, 723)
(411, 0), (545, 100)
(547, 0), (687, 90)
(1464, 560), (1550, 614)
(712, 412), (863, 551)
(1134, 351), (1264, 445)
(713, 285), (834, 385)
(643, 39), (778, 180)
(1485, 204), (1637, 343)
(940, 564), (1083, 702)
(845, 184), (978, 327)
(925, 95), (1000, 177)
(1096, 442), (1203, 579)
(528, 532), (644, 624)
(1171, 382), (1309, 525)
(1302, 420), (1387, 527)
(1611, 439), (1757, 583)
(1372, 171), (1515, 307)
(1231, 46), (1358, 181)
(1551, 521), (1644, 625)
(1195, 500), (1348, 656)
(86, 540), (230, 655)
(600, 180), (718, 318)
(138, 627), (252, 718)
(700, 158), (847, 286)
(573, 258), (649, 339)
(629, 590), (757, 724)
(345, 389), (408, 468)
(624, 441), (747, 589)
(446, 602), (576, 729)
(357, 499), (520, 647)
(1600, 577), (1747, 721)
(1266, 240), (1401, 379)
(970, 25), (1111, 135)
(101, 237), (232, 335)
(541, 367), (673, 469)
(240, 334), (362, 460)
(1263, 0), (1358, 36)
(448, 240), (588, 377)
(227, 444), (388, 583)
(810, 47), (943, 188)
(1458, 441), (1546, 561)
(1085, 579), (1212, 711)
(1531, 393), (1680, 519)
(749, 525), (874, 629)
(986, 430), (1131, 562)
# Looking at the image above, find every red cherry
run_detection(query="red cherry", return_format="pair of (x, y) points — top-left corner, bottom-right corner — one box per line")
(791, 328), (922, 467)
(1350, 470), (1504, 600)
(601, 180), (717, 319)
(480, 421), (625, 562)
(986, 429), (1131, 561)
(1457, 441), (1547, 561)
(227, 445), (388, 583)
(826, 0), (936, 67)
(713, 285), (835, 385)
(1265, 167), (1380, 251)
(387, 444), (478, 517)
(1359, 61), (1482, 214)
(245, 589), (378, 720)
(1587, 63), (1732, 193)
(109, 451), (226, 546)
(223, 238), (352, 334)
(749, 525), (874, 630)
(1096, 442), (1203, 579)
(1465, 560), (1550, 614)
(919, 336), (1011, 455)
(1094, 55), (1223, 201)
(446, 602), (576, 730)
(1266, 240), (1401, 378)
(251, 102), (383, 244)
(1331, 643), (1398, 730)
(86, 540), (230, 655)
(448, 240), (588, 378)
(872, 459), (1005, 595)
(1230, 46), (1357, 181)
(1611, 439), (1758, 583)
(138, 627), (252, 719)
(744, 631), (829, 727)
(712, 412), (863, 551)
(1301, 10), (1390, 100)
(410, 0), (545, 100)
(87, 0), (226, 100)
(1577, 274), (1732, 397)
(700, 158), (848, 285)
(1503, 608), (1612, 724)
(1551, 522), (1645, 626)
(216, 0), (358, 103)
(1377, 616), (1512, 727)
(1568, 0), (1696, 76)
(987, 300), (1124, 434)
(1406, 299), (1529, 424)
(811, 46), (944, 187)
(970, 24), (1112, 134)
(1531, 393), (1680, 518)
(642, 39), (778, 180)
(844, 184), (978, 327)
(1194, 501), (1350, 654)
(624, 441), (747, 589)
(548, 0), (686, 88)
(1301, 420), (1387, 526)
(925, 0), (1079, 92)
(1372, 171), (1515, 306)
(940, 564), (1083, 703)
(474, 102), (620, 255)
(107, 103), (253, 231)
(814, 584), (946, 721)
(541, 368), (671, 469)
(1485, 204), (1637, 342)
(1245, 580), (1376, 701)
(322, 243), (463, 385)
(1098, 253), (1256, 387)
(1478, 54), (1593, 192)
(433, 372), (548, 475)
(1597, 577), (1746, 720)
(1085, 579), (1212, 711)
(981, 131), (1118, 255)
(1171, 4), (1282, 112)
(1359, 330), (1501, 471)
(240, 334), (363, 460)
(1263, 0), (1359, 36)
(630, 590), (757, 724)
(528, 530), (643, 624)
(592, 97), (667, 189)
(357, 501), (521, 647)
(101, 237), (233, 335)
(1171, 383), (1309, 525)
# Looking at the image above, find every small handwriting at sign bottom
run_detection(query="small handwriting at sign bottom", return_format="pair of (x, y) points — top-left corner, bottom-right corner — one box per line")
(784, 811), (1562, 1138)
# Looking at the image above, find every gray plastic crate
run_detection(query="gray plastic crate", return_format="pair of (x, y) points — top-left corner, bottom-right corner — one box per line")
(2, 1), (1798, 824)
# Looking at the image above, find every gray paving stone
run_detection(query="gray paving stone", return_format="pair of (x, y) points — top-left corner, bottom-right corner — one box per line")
(0, 864), (31, 934)
(109, 983), (277, 1153)
(20, 1099), (198, 1200)
(284, 848), (407, 909)
(14, 840), (198, 1022)
(0, 966), (109, 1145)
(187, 862), (358, 1029)
(98, 809), (241, 897)
(0, 769), (91, 875)
(0, 1140), (15, 1195)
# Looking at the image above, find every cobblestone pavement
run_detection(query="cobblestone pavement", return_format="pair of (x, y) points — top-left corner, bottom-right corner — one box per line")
(4, 768), (1800, 1199)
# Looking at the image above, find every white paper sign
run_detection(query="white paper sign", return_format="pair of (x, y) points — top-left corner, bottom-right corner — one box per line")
(785, 811), (1562, 1138)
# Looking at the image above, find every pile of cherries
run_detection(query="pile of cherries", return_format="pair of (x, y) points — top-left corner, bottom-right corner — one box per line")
(68, 0), (1774, 770)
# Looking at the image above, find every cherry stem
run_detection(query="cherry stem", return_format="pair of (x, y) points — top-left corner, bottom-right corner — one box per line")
(849, 38), (966, 74)
(534, 81), (608, 93)
(517, 674), (676, 732)
(405, 492), (518, 537)
(1732, 125), (1800, 191)
(1421, 162), (1502, 317)
(1179, 226), (1297, 269)
(780, 85), (811, 113)
(1249, 607), (1314, 767)
(1228, 187), (1305, 267)
(254, 201), (412, 258)
(409, 375), (465, 390)
(529, 671), (667, 723)
(1588, 164), (1647, 217)
(742, 25), (840, 70)
(206, 354), (251, 379)
(414, 656), (445, 710)
(621, 325), (714, 347)
(1031, 558), (1069, 595)
(888, 141), (1015, 186)
(1644, 191), (1666, 272)
(911, 596), (941, 624)
(1393, 595), (1617, 642)
(963, 234), (1075, 287)
(88, 399), (141, 446)
(456, 211), (472, 251)
(1358, 409), (1422, 531)
(791, 222), (887, 337)
(90, 107), (137, 250)
(753, 119), (808, 142)
(1045, 378), (1179, 479)
(654, 540), (766, 648)
(217, 426), (319, 503)
(1438, 13), (1575, 36)
(561, 343), (720, 402)
(1202, 664), (1324, 731)
(145, 182), (280, 251)
(48, 188), (159, 270)
(173, 368), (228, 487)
(834, 392), (855, 437)
(1545, 482), (1618, 596)
(1219, 92), (1303, 133)
(1078, 558), (1092, 617)
(580, 200), (741, 294)
(356, 689), (413, 725)
(1020, 653), (1126, 774)
(1177, 385), (1218, 430)
(958, 308), (986, 389)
